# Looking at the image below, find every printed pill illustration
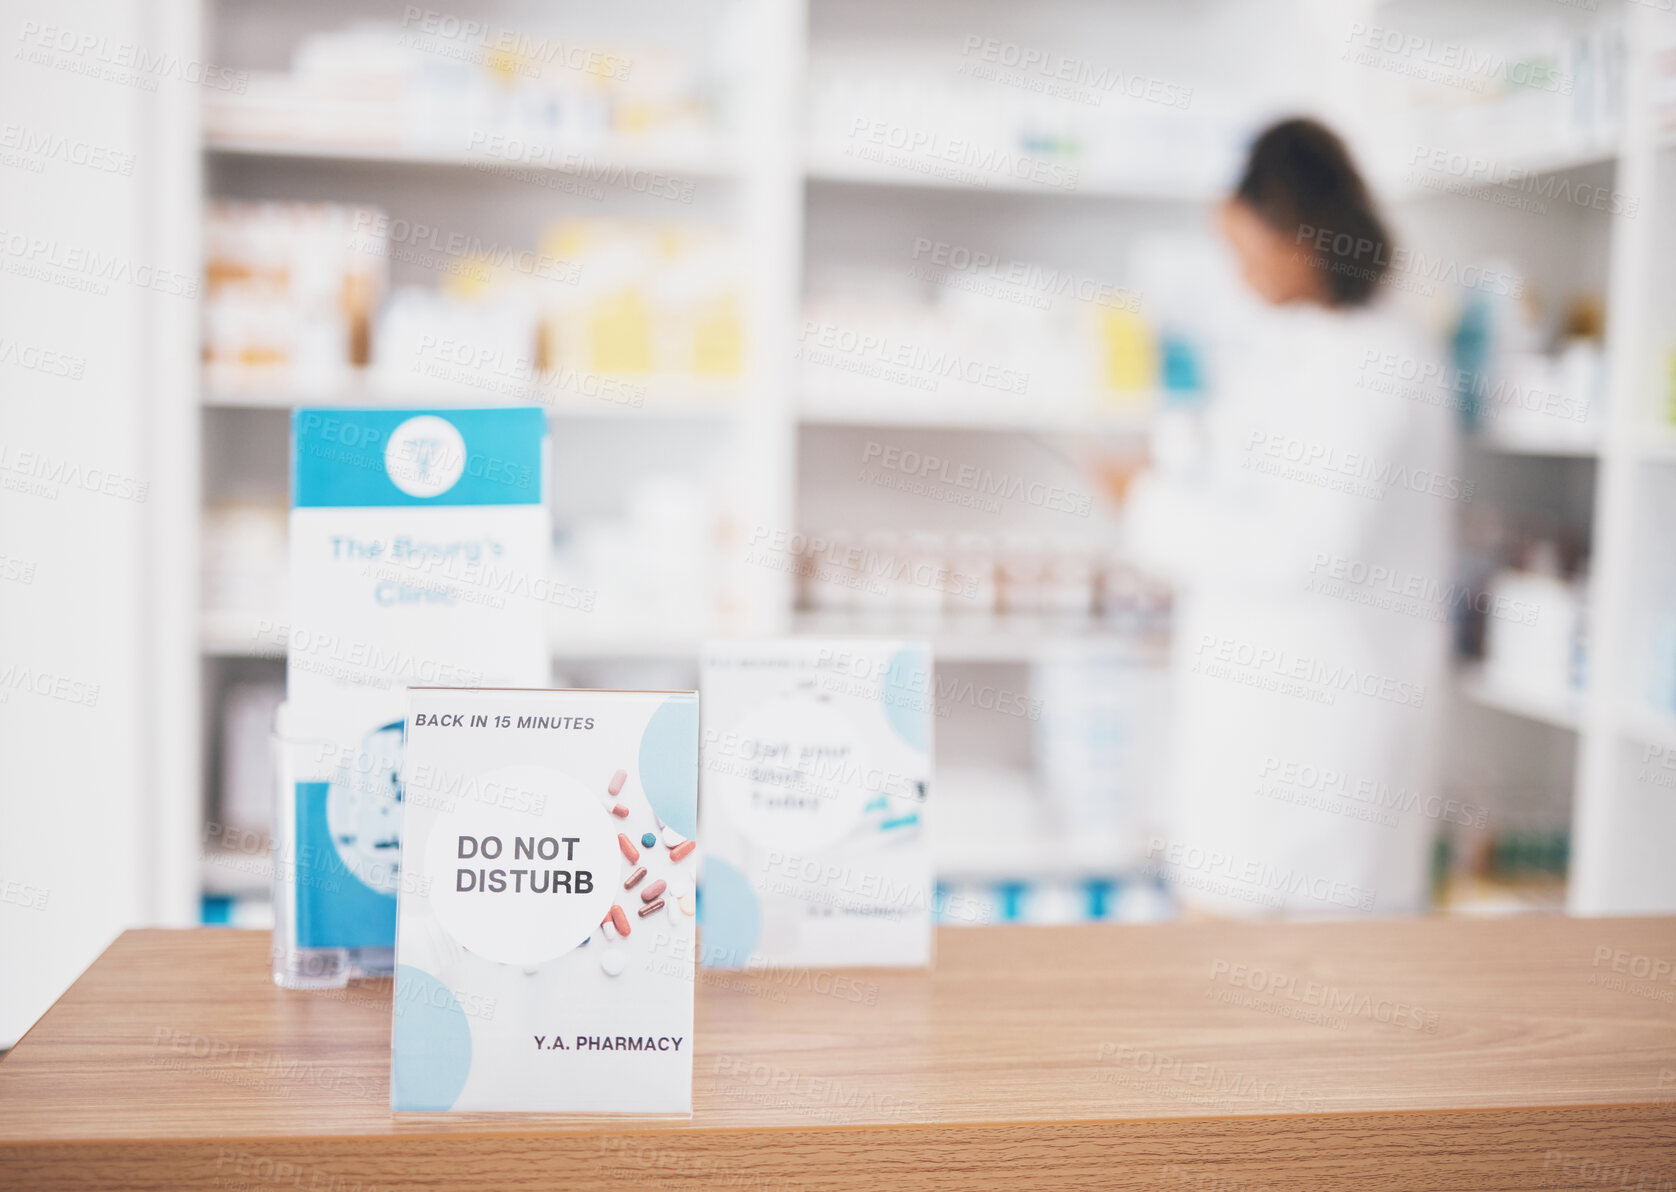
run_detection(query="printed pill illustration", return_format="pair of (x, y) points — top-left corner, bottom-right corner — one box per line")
(608, 769), (627, 796)
(669, 840), (695, 863)
(640, 879), (667, 903)
(600, 948), (626, 977)
(618, 833), (639, 863)
(610, 804), (630, 818)
(638, 899), (665, 918)
(608, 905), (631, 937)
(624, 866), (647, 890)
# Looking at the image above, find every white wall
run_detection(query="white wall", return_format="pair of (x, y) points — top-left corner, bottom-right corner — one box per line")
(0, 0), (198, 1046)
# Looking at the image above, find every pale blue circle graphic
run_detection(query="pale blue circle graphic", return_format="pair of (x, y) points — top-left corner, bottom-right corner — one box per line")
(637, 695), (698, 840)
(883, 647), (931, 752)
(391, 965), (473, 1111)
(697, 856), (760, 969)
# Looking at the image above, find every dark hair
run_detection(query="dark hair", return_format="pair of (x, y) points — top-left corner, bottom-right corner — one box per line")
(1234, 117), (1391, 308)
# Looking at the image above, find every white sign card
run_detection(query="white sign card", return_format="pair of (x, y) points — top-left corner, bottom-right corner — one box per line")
(699, 640), (933, 969)
(393, 687), (698, 1114)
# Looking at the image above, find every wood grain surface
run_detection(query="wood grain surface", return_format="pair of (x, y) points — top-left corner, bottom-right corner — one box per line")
(2, 919), (1673, 1190)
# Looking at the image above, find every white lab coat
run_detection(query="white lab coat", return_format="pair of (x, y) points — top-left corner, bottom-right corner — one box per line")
(1127, 300), (1455, 917)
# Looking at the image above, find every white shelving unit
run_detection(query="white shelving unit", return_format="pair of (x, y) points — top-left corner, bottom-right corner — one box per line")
(798, 396), (1155, 434)
(189, 0), (805, 919)
(203, 373), (742, 416)
(1568, 2), (1676, 913)
(1459, 665), (1583, 734)
(1373, 0), (1676, 914)
(179, 0), (1676, 923)
(802, 153), (1222, 204)
(205, 133), (745, 178)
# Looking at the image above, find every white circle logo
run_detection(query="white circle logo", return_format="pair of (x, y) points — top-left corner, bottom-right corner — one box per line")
(425, 765), (618, 967)
(385, 415), (466, 498)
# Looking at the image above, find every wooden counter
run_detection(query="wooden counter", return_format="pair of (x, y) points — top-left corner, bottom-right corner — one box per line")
(2, 919), (1674, 1190)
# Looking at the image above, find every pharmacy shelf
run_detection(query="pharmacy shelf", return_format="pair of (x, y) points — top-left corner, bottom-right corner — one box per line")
(1387, 144), (1618, 204)
(935, 829), (1141, 883)
(1571, 0), (1676, 914)
(172, 0), (1676, 934)
(1356, 0), (1670, 915)
(548, 633), (707, 661)
(201, 609), (703, 662)
(563, 624), (1164, 664)
(202, 607), (1170, 666)
(201, 610), (285, 660)
(1458, 665), (1581, 732)
(1435, 873), (1568, 917)
(798, 395), (1154, 434)
(936, 628), (1167, 664)
(203, 371), (742, 419)
(1618, 703), (1676, 753)
(560, 624), (1168, 664)
(803, 153), (1220, 203)
(790, 615), (1168, 664)
(205, 132), (742, 179)
(1635, 427), (1676, 463)
(1468, 433), (1599, 459)
(201, 848), (272, 898)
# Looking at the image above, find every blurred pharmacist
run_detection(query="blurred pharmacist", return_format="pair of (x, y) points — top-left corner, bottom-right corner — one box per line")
(1127, 119), (1454, 917)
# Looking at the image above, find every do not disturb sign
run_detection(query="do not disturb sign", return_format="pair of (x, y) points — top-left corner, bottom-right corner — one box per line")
(421, 765), (618, 968)
(394, 686), (699, 1114)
